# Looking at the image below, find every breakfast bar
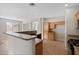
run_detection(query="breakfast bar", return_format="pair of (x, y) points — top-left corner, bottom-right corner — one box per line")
(4, 32), (36, 55)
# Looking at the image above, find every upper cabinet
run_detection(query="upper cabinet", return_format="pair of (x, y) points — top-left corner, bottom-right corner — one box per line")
(49, 21), (65, 29)
(49, 22), (55, 29)
(43, 21), (65, 32)
(54, 21), (65, 25)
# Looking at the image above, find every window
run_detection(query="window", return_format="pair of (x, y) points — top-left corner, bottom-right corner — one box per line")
(6, 22), (13, 32)
(32, 21), (39, 31)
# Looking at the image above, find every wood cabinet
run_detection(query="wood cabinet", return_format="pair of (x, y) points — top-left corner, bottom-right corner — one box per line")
(43, 22), (55, 40)
(43, 21), (65, 41)
(49, 22), (55, 29)
(48, 31), (55, 40)
(54, 21), (65, 25)
(36, 41), (43, 55)
(49, 21), (65, 30)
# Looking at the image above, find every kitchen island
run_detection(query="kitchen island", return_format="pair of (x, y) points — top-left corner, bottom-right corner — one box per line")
(4, 32), (36, 55)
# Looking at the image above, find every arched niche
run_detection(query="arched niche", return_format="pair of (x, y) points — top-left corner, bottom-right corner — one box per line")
(74, 11), (79, 20)
(74, 10), (79, 30)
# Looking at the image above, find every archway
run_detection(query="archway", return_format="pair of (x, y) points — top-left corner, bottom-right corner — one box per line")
(74, 10), (79, 31)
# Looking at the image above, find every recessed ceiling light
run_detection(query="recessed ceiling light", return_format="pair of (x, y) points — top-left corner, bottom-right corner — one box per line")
(65, 4), (68, 7)
(29, 3), (35, 6)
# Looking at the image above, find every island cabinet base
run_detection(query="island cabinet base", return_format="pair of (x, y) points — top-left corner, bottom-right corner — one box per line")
(6, 34), (35, 55)
(36, 41), (43, 55)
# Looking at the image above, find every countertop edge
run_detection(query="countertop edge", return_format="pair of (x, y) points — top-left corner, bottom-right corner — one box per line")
(4, 32), (36, 41)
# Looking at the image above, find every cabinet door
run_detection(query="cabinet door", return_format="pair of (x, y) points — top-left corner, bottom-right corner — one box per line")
(49, 22), (55, 29)
(54, 21), (65, 25)
(48, 31), (55, 40)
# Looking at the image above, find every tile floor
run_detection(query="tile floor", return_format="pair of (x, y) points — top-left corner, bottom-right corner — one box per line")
(0, 33), (9, 55)
(43, 39), (68, 55)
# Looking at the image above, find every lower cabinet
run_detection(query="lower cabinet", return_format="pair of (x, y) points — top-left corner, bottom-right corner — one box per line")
(36, 41), (43, 55)
(7, 35), (35, 55)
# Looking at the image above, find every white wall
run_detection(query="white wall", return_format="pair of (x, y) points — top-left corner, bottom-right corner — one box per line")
(66, 5), (79, 34)
(0, 20), (6, 33)
(54, 25), (65, 41)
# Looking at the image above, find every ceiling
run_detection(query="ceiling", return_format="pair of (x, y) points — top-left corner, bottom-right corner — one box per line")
(67, 3), (79, 8)
(0, 3), (78, 21)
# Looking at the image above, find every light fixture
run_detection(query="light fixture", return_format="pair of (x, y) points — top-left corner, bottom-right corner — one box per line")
(29, 3), (35, 6)
(65, 4), (68, 7)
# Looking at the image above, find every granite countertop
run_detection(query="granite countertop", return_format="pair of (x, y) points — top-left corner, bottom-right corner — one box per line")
(5, 32), (36, 40)
(68, 32), (79, 39)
